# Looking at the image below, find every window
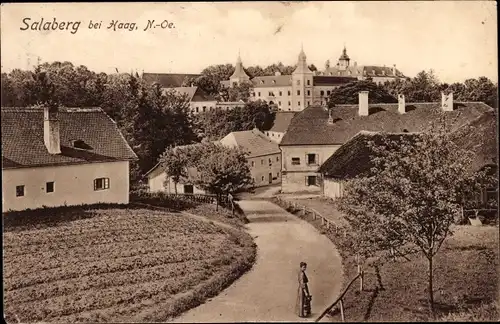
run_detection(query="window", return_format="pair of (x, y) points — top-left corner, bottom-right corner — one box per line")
(279, 91), (282, 96)
(251, 161), (255, 167)
(297, 80), (300, 85)
(46, 181), (54, 193)
(277, 171), (280, 178)
(288, 101), (291, 106)
(307, 153), (317, 165)
(288, 91), (291, 96)
(307, 101), (310, 106)
(272, 80), (276, 84)
(306, 176), (317, 186)
(233, 82), (237, 87)
(291, 157), (300, 165)
(320, 90), (324, 96)
(269, 91), (273, 96)
(258, 92), (261, 97)
(307, 90), (310, 96)
(307, 79), (310, 85)
(297, 90), (300, 95)
(261, 80), (265, 84)
(203, 106), (206, 112)
(184, 184), (194, 194)
(94, 178), (110, 191)
(298, 101), (301, 106)
(276, 156), (279, 162)
(269, 158), (272, 166)
(261, 159), (264, 165)
(196, 107), (199, 113)
(261, 176), (265, 181)
(252, 92), (256, 97)
(278, 101), (281, 106)
(327, 90), (331, 95)
(16, 185), (24, 197)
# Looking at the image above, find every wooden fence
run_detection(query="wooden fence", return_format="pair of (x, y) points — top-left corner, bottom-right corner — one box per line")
(274, 196), (349, 238)
(315, 265), (364, 322)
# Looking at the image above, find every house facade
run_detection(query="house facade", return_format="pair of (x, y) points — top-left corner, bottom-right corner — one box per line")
(142, 73), (245, 115)
(1, 106), (137, 212)
(318, 131), (420, 199)
(279, 91), (494, 193)
(221, 46), (407, 111)
(220, 128), (281, 187)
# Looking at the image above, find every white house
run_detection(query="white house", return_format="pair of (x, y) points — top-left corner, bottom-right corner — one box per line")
(1, 106), (137, 212)
(220, 128), (282, 187)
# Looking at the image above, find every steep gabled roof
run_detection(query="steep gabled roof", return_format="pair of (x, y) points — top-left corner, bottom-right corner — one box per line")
(452, 110), (498, 172)
(322, 65), (406, 78)
(1, 107), (137, 170)
(220, 128), (280, 157)
(142, 73), (200, 88)
(251, 75), (292, 88)
(170, 86), (216, 102)
(319, 131), (420, 179)
(313, 76), (358, 86)
(280, 102), (493, 146)
(268, 112), (298, 133)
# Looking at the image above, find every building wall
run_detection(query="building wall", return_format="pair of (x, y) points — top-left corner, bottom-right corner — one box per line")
(322, 178), (345, 200)
(265, 131), (285, 143)
(280, 144), (341, 193)
(248, 152), (282, 187)
(251, 86), (294, 111)
(190, 101), (217, 114)
(2, 161), (130, 212)
(147, 169), (205, 194)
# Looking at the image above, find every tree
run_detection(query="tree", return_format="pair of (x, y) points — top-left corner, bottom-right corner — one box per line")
(189, 142), (253, 210)
(194, 64), (235, 95)
(195, 99), (275, 140)
(337, 115), (493, 317)
(245, 65), (266, 78)
(308, 64), (318, 72)
(158, 145), (189, 194)
(402, 70), (441, 102)
(218, 82), (253, 102)
(327, 80), (397, 107)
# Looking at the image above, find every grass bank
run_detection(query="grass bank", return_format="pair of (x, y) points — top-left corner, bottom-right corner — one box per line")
(273, 197), (498, 322)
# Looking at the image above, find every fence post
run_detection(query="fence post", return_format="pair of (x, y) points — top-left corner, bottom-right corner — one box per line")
(339, 299), (345, 322)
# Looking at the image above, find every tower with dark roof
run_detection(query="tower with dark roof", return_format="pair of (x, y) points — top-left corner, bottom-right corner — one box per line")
(292, 46), (314, 111)
(229, 52), (250, 87)
(337, 46), (350, 70)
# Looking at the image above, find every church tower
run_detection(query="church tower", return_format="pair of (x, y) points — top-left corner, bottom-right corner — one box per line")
(337, 46), (350, 71)
(292, 46), (313, 111)
(229, 52), (250, 87)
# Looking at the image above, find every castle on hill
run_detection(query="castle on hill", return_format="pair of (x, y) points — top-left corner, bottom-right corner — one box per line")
(221, 46), (407, 111)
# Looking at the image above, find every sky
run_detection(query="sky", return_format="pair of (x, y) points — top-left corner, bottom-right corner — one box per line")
(1, 1), (497, 83)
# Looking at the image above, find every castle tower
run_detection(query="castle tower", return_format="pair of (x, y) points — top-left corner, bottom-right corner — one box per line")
(292, 46), (313, 111)
(338, 45), (350, 71)
(229, 52), (250, 87)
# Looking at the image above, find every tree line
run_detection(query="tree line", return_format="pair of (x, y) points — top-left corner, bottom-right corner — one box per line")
(0, 61), (275, 188)
(327, 70), (498, 108)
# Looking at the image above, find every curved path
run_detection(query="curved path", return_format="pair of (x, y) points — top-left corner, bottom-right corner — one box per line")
(172, 200), (343, 322)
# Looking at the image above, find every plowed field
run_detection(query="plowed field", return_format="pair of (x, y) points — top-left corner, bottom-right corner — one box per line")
(3, 208), (255, 323)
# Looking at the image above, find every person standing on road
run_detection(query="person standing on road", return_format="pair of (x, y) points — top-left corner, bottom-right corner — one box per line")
(296, 261), (312, 318)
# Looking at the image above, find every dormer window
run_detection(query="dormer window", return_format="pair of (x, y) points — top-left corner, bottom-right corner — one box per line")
(72, 139), (93, 150)
(272, 80), (276, 84)
(261, 80), (264, 84)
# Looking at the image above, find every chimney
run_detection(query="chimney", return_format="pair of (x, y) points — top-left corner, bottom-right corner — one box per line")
(43, 105), (61, 154)
(398, 94), (406, 114)
(441, 92), (454, 112)
(358, 91), (369, 116)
